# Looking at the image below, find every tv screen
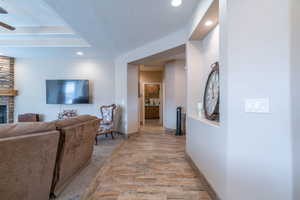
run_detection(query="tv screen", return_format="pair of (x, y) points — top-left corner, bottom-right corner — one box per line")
(46, 80), (89, 104)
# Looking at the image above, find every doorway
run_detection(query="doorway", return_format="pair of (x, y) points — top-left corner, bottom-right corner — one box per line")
(143, 83), (162, 127)
(127, 45), (186, 134)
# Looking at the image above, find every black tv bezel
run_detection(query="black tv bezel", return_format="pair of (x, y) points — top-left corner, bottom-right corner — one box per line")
(46, 79), (90, 105)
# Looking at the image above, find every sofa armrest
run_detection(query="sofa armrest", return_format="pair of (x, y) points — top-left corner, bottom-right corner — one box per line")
(0, 130), (60, 200)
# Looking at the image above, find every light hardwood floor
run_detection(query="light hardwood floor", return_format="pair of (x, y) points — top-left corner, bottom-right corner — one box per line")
(83, 129), (212, 200)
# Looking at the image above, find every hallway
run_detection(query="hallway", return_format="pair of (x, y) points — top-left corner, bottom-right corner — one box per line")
(83, 130), (212, 200)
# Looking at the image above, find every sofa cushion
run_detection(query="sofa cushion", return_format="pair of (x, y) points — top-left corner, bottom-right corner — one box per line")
(0, 122), (56, 139)
(55, 115), (98, 129)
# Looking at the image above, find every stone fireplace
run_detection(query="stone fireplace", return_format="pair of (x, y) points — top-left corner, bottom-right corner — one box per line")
(0, 56), (17, 124)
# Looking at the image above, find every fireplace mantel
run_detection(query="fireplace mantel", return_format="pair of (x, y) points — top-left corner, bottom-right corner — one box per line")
(0, 89), (18, 97)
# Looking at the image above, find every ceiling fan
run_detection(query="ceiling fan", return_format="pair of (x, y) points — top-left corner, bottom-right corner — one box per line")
(0, 6), (15, 31)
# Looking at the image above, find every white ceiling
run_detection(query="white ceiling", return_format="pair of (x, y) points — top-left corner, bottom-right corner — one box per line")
(0, 0), (91, 57)
(0, 0), (199, 58)
(0, 0), (66, 26)
(131, 45), (186, 66)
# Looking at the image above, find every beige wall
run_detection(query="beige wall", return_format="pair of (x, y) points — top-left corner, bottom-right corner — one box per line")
(140, 71), (163, 83)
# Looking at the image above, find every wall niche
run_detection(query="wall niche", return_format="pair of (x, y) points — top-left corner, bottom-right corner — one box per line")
(187, 0), (220, 126)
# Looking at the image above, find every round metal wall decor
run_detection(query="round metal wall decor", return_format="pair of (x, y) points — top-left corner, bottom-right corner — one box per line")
(203, 62), (220, 121)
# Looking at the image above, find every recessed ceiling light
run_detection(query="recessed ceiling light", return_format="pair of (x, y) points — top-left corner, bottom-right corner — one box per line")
(171, 0), (182, 7)
(76, 51), (84, 56)
(205, 20), (213, 26)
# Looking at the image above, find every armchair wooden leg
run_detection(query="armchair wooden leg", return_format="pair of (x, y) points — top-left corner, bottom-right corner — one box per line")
(95, 135), (98, 145)
(117, 131), (123, 136)
(111, 132), (114, 139)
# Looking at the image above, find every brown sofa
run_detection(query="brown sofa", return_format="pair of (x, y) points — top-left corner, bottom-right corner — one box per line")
(0, 115), (100, 200)
(0, 122), (60, 200)
(51, 115), (100, 197)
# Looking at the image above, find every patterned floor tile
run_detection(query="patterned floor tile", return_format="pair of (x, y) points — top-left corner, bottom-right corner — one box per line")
(83, 130), (212, 200)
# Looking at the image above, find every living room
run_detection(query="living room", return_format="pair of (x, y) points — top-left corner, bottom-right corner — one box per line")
(0, 0), (299, 200)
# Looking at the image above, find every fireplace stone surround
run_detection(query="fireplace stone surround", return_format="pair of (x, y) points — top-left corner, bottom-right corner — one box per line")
(0, 56), (15, 123)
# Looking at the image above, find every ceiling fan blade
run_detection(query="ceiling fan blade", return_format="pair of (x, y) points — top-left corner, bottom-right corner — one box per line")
(0, 7), (8, 14)
(0, 21), (15, 31)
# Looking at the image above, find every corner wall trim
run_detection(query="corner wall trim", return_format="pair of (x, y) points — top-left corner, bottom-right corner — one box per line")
(185, 153), (220, 200)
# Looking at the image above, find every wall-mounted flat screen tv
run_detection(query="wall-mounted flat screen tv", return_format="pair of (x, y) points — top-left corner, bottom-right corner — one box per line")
(46, 80), (89, 104)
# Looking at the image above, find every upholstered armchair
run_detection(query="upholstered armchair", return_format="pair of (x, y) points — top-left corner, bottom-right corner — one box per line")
(95, 104), (121, 144)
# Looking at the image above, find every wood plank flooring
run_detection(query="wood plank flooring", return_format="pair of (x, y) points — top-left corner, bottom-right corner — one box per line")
(83, 130), (212, 200)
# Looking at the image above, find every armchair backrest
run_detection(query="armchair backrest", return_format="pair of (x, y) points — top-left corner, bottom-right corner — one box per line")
(100, 104), (116, 124)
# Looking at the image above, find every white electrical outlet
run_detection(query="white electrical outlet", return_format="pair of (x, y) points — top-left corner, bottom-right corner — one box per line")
(245, 98), (270, 113)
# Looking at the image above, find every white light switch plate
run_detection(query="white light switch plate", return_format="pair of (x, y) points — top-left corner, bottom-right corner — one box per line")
(245, 98), (270, 113)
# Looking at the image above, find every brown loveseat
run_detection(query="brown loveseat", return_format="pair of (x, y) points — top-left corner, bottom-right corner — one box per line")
(0, 122), (60, 200)
(0, 115), (100, 200)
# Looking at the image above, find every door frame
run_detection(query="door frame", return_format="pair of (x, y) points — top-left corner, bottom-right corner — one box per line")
(142, 82), (163, 126)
